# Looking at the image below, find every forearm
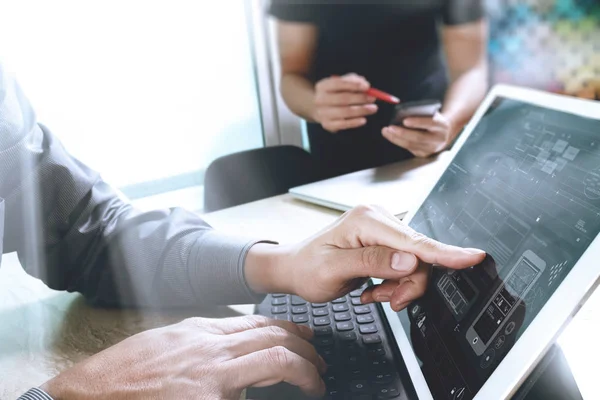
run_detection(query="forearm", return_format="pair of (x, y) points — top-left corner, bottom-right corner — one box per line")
(5, 134), (267, 308)
(0, 62), (267, 308)
(280, 72), (318, 122)
(441, 61), (488, 136)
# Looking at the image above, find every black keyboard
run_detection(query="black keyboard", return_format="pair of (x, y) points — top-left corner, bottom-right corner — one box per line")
(250, 283), (416, 400)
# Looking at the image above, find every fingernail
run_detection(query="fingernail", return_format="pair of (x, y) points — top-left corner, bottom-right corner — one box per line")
(391, 252), (417, 272)
(403, 119), (413, 127)
(464, 248), (486, 255)
(375, 293), (391, 302)
(394, 298), (406, 310)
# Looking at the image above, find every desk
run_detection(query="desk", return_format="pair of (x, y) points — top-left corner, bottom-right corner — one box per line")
(1, 194), (599, 399)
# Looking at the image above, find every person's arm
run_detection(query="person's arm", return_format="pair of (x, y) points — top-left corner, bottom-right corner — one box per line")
(277, 20), (319, 122)
(0, 64), (264, 309)
(382, 2), (488, 158)
(439, 18), (489, 135)
(275, 20), (377, 133)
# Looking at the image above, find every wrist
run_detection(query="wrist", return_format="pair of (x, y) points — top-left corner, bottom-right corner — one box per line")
(40, 378), (66, 400)
(308, 95), (320, 124)
(245, 243), (295, 295)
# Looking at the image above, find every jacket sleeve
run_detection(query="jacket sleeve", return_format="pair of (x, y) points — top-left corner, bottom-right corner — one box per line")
(0, 63), (266, 308)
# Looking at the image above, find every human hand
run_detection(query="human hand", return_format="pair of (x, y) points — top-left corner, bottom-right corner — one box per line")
(312, 73), (378, 133)
(246, 205), (486, 312)
(41, 316), (326, 399)
(382, 112), (456, 158)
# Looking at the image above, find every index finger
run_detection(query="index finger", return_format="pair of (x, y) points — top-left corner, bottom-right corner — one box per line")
(344, 206), (486, 269)
(203, 315), (314, 340)
(402, 116), (437, 130)
(403, 112), (447, 131)
(318, 75), (370, 93)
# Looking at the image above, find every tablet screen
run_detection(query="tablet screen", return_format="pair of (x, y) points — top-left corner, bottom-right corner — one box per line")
(401, 97), (600, 400)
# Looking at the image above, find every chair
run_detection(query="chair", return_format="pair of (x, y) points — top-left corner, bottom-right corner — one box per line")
(203, 145), (318, 212)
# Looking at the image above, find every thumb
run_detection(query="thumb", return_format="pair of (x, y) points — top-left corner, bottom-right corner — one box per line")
(341, 246), (419, 280)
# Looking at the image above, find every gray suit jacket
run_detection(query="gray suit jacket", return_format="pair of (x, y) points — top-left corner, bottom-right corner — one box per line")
(0, 63), (265, 308)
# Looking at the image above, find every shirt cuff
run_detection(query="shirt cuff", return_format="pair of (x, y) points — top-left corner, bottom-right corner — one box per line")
(17, 388), (54, 400)
(189, 230), (278, 305)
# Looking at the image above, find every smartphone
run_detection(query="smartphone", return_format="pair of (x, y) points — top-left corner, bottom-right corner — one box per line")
(389, 99), (442, 126)
(465, 250), (546, 356)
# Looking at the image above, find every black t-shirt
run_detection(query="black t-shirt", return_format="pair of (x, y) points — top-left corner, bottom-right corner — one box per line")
(270, 0), (484, 178)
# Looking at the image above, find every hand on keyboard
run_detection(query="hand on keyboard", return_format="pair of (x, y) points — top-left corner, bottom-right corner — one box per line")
(246, 205), (486, 312)
(41, 315), (327, 399)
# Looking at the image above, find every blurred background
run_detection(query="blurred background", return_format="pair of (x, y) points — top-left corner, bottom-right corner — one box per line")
(0, 0), (598, 212)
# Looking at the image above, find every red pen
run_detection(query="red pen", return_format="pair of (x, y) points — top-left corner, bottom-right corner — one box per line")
(366, 87), (400, 104)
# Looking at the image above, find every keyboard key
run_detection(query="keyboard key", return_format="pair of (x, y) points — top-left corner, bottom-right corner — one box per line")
(359, 324), (378, 334)
(345, 354), (360, 366)
(349, 380), (369, 393)
(334, 312), (352, 322)
(312, 308), (329, 317)
(327, 388), (342, 399)
(357, 314), (375, 324)
(314, 316), (332, 326)
(332, 297), (347, 304)
(321, 347), (335, 360)
(351, 395), (372, 400)
(315, 337), (335, 347)
(373, 372), (395, 385)
(363, 334), (382, 345)
(312, 302), (327, 308)
(274, 315), (290, 321)
(354, 305), (371, 314)
(370, 359), (391, 369)
(324, 373), (338, 387)
(375, 385), (400, 399)
(339, 331), (357, 342)
(292, 314), (309, 323)
(271, 306), (288, 314)
(291, 296), (307, 306)
(351, 297), (363, 305)
(332, 303), (350, 312)
(350, 288), (365, 297)
(368, 347), (386, 358)
(341, 342), (360, 353)
(336, 321), (354, 331)
(292, 305), (309, 314)
(348, 369), (365, 380)
(272, 293), (286, 298)
(271, 297), (287, 305)
(314, 326), (333, 336)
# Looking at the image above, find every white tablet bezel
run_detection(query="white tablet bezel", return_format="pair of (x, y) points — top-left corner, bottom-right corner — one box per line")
(378, 84), (600, 400)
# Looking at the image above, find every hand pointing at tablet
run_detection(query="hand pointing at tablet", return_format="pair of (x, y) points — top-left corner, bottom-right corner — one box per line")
(245, 204), (486, 312)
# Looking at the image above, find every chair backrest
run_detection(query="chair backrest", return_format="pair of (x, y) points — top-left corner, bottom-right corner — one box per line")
(203, 145), (318, 212)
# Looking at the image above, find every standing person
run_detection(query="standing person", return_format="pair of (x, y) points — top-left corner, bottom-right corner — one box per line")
(270, 1), (489, 178)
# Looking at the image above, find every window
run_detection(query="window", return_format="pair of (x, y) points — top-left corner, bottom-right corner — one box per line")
(0, 0), (265, 209)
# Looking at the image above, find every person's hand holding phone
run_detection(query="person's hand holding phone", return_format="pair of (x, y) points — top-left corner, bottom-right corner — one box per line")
(312, 73), (378, 133)
(382, 110), (456, 158)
